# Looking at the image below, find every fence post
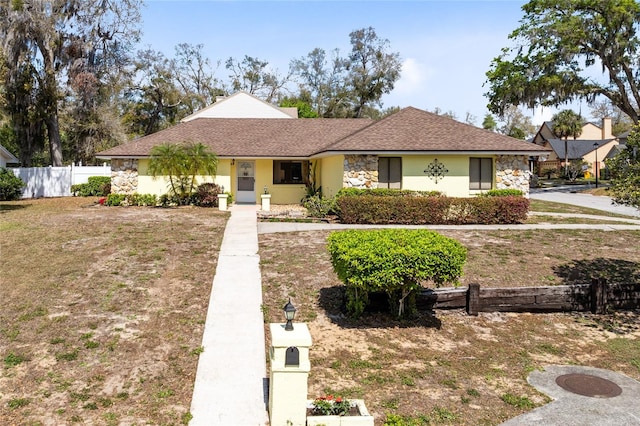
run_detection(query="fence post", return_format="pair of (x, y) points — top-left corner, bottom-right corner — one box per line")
(590, 278), (608, 314)
(467, 283), (480, 316)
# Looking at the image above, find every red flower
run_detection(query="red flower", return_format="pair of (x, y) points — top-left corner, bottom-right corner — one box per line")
(335, 397), (343, 403)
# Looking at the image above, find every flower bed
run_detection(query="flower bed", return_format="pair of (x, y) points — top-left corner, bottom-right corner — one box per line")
(306, 399), (374, 426)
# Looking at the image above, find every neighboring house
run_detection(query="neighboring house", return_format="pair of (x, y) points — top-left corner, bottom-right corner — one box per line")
(0, 144), (19, 168)
(97, 95), (550, 204)
(532, 118), (619, 178)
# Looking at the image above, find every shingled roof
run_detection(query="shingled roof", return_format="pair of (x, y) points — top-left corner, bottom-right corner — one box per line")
(322, 107), (549, 154)
(97, 107), (550, 159)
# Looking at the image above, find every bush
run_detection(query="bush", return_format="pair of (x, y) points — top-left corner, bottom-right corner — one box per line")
(327, 229), (467, 318)
(105, 193), (126, 206)
(224, 191), (233, 204)
(0, 167), (25, 201)
(71, 176), (111, 197)
(336, 188), (443, 198)
(481, 189), (523, 197)
(302, 195), (336, 218)
(337, 195), (529, 225)
(192, 183), (222, 207)
(104, 193), (158, 207)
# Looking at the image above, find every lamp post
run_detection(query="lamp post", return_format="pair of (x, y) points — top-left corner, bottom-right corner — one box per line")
(283, 299), (296, 331)
(593, 142), (599, 188)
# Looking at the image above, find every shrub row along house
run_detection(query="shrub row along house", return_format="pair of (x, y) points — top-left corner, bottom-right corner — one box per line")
(97, 92), (550, 204)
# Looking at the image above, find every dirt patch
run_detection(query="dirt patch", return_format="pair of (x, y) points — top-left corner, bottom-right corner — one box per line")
(259, 229), (640, 425)
(0, 197), (227, 425)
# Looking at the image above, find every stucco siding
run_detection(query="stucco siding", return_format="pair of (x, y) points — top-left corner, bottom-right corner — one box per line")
(403, 156), (475, 197)
(319, 155), (345, 198)
(136, 158), (231, 196)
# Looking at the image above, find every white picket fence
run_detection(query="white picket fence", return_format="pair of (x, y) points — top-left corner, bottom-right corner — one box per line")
(11, 163), (111, 198)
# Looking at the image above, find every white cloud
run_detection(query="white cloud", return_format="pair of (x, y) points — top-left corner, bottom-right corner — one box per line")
(531, 106), (556, 125)
(395, 58), (429, 94)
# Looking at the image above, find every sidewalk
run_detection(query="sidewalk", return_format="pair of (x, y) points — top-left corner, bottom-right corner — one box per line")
(190, 205), (268, 425)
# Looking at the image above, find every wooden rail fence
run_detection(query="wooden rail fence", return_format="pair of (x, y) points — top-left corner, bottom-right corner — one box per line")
(419, 278), (640, 316)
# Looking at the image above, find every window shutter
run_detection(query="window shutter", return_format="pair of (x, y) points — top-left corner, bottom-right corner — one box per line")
(389, 157), (402, 189)
(378, 157), (390, 189)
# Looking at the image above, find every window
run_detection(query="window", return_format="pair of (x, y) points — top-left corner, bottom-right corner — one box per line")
(469, 157), (493, 190)
(273, 160), (307, 184)
(378, 157), (402, 189)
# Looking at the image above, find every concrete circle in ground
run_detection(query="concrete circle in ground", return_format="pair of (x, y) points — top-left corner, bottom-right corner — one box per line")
(555, 373), (623, 398)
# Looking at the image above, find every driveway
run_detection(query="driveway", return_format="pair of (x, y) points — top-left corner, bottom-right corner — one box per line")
(530, 186), (640, 218)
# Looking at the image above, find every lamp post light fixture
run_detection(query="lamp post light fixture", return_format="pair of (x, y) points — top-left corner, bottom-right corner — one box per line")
(593, 142), (599, 188)
(283, 299), (296, 331)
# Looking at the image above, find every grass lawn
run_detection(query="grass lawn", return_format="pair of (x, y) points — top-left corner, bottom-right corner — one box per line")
(1, 197), (639, 425)
(260, 226), (640, 425)
(0, 197), (228, 425)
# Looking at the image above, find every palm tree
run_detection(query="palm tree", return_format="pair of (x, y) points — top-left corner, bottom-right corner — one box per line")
(149, 142), (217, 203)
(183, 142), (218, 194)
(148, 143), (186, 196)
(552, 110), (583, 176)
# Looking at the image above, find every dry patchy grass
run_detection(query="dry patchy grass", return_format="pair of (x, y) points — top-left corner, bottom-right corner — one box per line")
(259, 229), (640, 425)
(0, 197), (227, 425)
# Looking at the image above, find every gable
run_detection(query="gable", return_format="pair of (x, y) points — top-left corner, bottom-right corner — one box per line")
(181, 91), (295, 121)
(579, 122), (603, 140)
(0, 144), (19, 166)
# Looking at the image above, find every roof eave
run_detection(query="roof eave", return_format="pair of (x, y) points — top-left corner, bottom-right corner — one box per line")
(312, 150), (552, 158)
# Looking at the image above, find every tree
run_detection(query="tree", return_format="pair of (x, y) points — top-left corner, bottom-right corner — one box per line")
(290, 48), (351, 117)
(123, 49), (184, 137)
(485, 0), (640, 124)
(482, 113), (498, 131)
(225, 55), (291, 103)
(279, 97), (318, 118)
(552, 110), (583, 175)
(0, 0), (142, 166)
(148, 142), (218, 204)
(589, 100), (634, 136)
(499, 106), (535, 140)
(171, 43), (223, 115)
(348, 27), (402, 118)
(607, 126), (640, 209)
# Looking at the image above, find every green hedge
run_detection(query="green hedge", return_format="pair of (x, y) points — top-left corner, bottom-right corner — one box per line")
(336, 195), (529, 224)
(481, 189), (524, 197)
(336, 188), (443, 198)
(105, 193), (158, 206)
(327, 229), (467, 318)
(71, 176), (111, 197)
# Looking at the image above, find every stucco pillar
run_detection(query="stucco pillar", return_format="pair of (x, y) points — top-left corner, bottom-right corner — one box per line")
(268, 323), (312, 426)
(261, 194), (271, 211)
(218, 193), (228, 211)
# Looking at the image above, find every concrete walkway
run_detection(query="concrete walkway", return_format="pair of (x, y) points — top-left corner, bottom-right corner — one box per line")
(190, 205), (268, 425)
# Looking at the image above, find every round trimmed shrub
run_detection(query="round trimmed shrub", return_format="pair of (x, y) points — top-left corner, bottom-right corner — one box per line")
(0, 167), (25, 201)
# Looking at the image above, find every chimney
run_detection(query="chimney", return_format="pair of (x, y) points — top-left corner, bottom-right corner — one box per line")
(602, 117), (613, 138)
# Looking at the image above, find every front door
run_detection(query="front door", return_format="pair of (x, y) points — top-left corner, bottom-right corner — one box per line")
(236, 160), (256, 203)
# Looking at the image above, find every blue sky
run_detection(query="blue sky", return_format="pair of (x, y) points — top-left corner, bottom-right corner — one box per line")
(141, 0), (557, 125)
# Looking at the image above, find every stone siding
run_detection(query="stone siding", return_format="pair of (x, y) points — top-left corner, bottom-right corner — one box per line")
(495, 155), (531, 196)
(110, 159), (138, 194)
(343, 155), (378, 189)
